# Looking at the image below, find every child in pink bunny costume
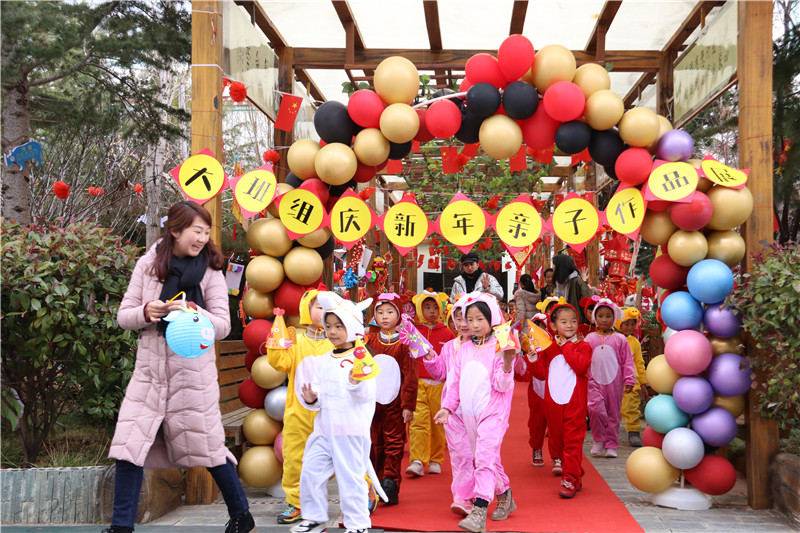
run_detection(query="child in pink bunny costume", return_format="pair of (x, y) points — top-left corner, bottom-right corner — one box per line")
(434, 293), (520, 532)
(584, 298), (636, 458)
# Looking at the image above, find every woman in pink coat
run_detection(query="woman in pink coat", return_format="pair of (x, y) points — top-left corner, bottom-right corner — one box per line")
(106, 202), (253, 533)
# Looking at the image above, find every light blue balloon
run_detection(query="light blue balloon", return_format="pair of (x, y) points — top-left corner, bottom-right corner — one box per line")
(687, 259), (734, 304)
(644, 394), (690, 434)
(661, 291), (703, 331)
(164, 309), (215, 359)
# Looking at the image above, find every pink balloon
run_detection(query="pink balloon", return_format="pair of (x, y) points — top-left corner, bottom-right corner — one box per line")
(664, 329), (712, 375)
(465, 54), (507, 88)
(459, 77), (473, 93)
(615, 147), (654, 186)
(347, 89), (385, 129)
(543, 81), (586, 122)
(498, 34), (535, 82)
(274, 432), (284, 463)
(426, 99), (462, 139)
(670, 191), (713, 231)
(521, 106), (560, 150)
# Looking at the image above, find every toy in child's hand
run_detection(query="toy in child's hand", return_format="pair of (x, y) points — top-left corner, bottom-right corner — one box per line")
(164, 306), (215, 359)
(398, 313), (435, 359)
(351, 344), (381, 381)
(266, 308), (296, 349)
(494, 321), (521, 354)
(524, 319), (553, 361)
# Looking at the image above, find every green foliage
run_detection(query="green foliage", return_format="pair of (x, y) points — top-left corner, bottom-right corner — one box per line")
(728, 242), (800, 430)
(341, 81), (370, 96)
(1, 219), (140, 465)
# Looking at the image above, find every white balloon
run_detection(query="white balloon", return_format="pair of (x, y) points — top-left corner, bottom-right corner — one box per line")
(663, 327), (678, 343)
(662, 427), (705, 470)
(264, 385), (288, 421)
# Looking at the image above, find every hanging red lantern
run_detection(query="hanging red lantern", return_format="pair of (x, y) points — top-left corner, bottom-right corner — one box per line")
(262, 149), (280, 164)
(229, 81), (247, 102)
(53, 181), (70, 199)
(133, 183), (143, 194)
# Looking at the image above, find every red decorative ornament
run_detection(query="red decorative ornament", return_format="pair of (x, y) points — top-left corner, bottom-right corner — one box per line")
(133, 183), (143, 194)
(229, 81), (247, 102)
(53, 181), (70, 199)
(222, 77), (231, 87)
(262, 149), (280, 164)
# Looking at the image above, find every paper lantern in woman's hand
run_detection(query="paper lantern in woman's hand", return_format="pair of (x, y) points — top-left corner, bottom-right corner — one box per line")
(164, 308), (215, 358)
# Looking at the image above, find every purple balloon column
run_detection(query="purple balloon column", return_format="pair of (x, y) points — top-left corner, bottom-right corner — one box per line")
(704, 305), (742, 338)
(657, 129), (694, 162)
(673, 376), (715, 414)
(708, 353), (753, 396)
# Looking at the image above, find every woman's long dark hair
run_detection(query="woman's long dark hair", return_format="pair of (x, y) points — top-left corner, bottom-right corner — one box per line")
(519, 274), (536, 292)
(552, 254), (577, 285)
(152, 201), (225, 282)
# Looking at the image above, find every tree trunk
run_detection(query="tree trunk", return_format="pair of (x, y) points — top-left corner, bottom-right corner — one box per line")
(1, 74), (33, 226)
(144, 144), (164, 247)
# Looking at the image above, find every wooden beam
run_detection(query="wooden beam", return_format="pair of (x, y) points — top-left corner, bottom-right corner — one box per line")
(509, 1), (528, 35)
(624, 72), (656, 107)
(332, 1), (374, 77)
(738, 0), (778, 510)
(665, 0), (726, 52)
(234, 0), (287, 49)
(585, 1), (622, 58)
(657, 50), (676, 119)
(295, 69), (326, 103)
(423, 1), (442, 50)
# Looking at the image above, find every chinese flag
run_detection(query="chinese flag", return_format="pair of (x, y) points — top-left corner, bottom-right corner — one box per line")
(412, 139), (421, 153)
(386, 159), (403, 174)
(510, 145), (527, 171)
(275, 94), (304, 131)
(571, 147), (592, 166)
(461, 143), (479, 158)
(441, 147), (460, 173)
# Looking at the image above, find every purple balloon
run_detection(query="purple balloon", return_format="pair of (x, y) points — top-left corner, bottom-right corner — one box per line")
(708, 352), (753, 396)
(691, 406), (738, 447)
(703, 304), (742, 338)
(673, 376), (715, 414)
(657, 129), (695, 162)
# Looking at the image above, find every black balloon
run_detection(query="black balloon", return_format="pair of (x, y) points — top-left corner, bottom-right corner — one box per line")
(455, 107), (484, 144)
(314, 101), (356, 145)
(588, 129), (626, 167)
(327, 179), (356, 197)
(502, 81), (539, 120)
(554, 121), (591, 155)
(603, 164), (618, 180)
(315, 235), (335, 260)
(466, 83), (501, 118)
(285, 172), (303, 188)
(388, 140), (412, 160)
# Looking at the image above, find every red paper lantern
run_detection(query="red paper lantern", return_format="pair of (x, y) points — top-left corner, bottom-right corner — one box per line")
(649, 254), (690, 290)
(262, 149), (280, 164)
(498, 34), (535, 82)
(229, 81), (247, 102)
(133, 183), (143, 194)
(426, 99), (462, 139)
(521, 106), (560, 150)
(238, 377), (268, 409)
(414, 109), (434, 143)
(684, 455), (737, 496)
(465, 53), (507, 89)
(347, 89), (385, 129)
(670, 191), (713, 231)
(615, 147), (654, 186)
(543, 81), (586, 122)
(243, 318), (273, 354)
(53, 181), (70, 199)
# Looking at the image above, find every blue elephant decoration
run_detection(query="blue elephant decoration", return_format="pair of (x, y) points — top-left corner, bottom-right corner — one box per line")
(164, 308), (216, 359)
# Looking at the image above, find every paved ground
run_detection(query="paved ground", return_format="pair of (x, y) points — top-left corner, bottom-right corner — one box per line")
(4, 422), (797, 533)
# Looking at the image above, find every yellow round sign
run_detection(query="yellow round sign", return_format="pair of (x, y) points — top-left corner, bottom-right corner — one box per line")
(495, 201), (542, 248)
(278, 188), (325, 236)
(439, 200), (486, 247)
(647, 162), (698, 202)
(178, 154), (225, 201)
(330, 196), (372, 244)
(384, 201), (429, 250)
(552, 197), (599, 245)
(605, 187), (646, 235)
(234, 169), (277, 213)
(701, 159), (748, 188)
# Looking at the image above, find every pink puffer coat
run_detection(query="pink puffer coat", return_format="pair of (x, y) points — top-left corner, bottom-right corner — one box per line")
(109, 242), (235, 468)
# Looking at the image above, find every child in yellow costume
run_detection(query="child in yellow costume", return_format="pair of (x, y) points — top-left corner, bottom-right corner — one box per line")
(267, 284), (332, 524)
(616, 307), (647, 448)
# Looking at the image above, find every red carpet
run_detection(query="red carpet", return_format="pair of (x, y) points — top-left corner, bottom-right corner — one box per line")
(371, 384), (644, 532)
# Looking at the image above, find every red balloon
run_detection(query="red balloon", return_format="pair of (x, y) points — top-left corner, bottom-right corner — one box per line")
(244, 348), (260, 372)
(498, 34), (535, 82)
(238, 377), (268, 409)
(459, 77), (473, 93)
(684, 455), (737, 495)
(326, 195), (340, 212)
(670, 191), (713, 231)
(615, 147), (654, 186)
(243, 319), (272, 354)
(543, 81), (586, 122)
(648, 200), (671, 211)
(347, 89), (385, 128)
(375, 159), (389, 171)
(352, 161), (376, 183)
(426, 99), (462, 139)
(521, 106), (560, 150)
(299, 178), (329, 204)
(274, 280), (306, 315)
(465, 54), (507, 88)
(642, 426), (666, 448)
(649, 254), (691, 290)
(414, 109), (434, 143)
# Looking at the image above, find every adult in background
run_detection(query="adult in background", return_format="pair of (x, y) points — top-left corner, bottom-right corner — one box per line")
(105, 202), (253, 533)
(450, 253), (503, 302)
(514, 274), (541, 323)
(540, 268), (554, 301)
(552, 254), (593, 325)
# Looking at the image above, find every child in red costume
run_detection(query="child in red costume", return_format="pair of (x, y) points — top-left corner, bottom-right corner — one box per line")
(363, 293), (419, 505)
(524, 303), (592, 498)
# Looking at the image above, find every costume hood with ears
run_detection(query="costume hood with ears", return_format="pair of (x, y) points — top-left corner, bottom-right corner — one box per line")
(317, 292), (373, 343)
(592, 298), (623, 325)
(372, 292), (409, 317)
(413, 289), (449, 323)
(548, 302), (580, 325)
(462, 291), (504, 327)
(299, 282), (329, 325)
(532, 312), (549, 327)
(446, 292), (468, 323)
(615, 306), (642, 330)
(580, 294), (601, 320)
(537, 296), (567, 313)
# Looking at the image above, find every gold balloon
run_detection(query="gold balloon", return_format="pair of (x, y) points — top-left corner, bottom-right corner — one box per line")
(242, 288), (275, 319)
(667, 230), (709, 267)
(707, 186), (754, 230)
(286, 315), (303, 328)
(243, 409), (282, 445)
(531, 44), (576, 93)
(379, 103), (420, 144)
(647, 115), (674, 153)
(646, 354), (682, 394)
(283, 246), (324, 286)
(619, 107), (660, 148)
(626, 447), (680, 493)
(573, 63), (611, 98)
(584, 89), (625, 130)
(374, 56), (420, 105)
(315, 143), (357, 186)
(287, 139), (320, 180)
(479, 114), (523, 160)
(251, 218), (292, 257)
(267, 183), (295, 217)
(246, 218), (270, 251)
(353, 128), (391, 166)
(238, 445), (282, 488)
(297, 226), (332, 248)
(519, 67), (534, 85)
(712, 393), (747, 418)
(708, 334), (744, 356)
(640, 210), (677, 246)
(706, 230), (746, 267)
(245, 255), (284, 293)
(251, 355), (287, 390)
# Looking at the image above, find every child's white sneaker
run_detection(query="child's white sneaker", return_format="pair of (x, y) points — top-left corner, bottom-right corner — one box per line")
(405, 460), (424, 477)
(428, 461), (441, 474)
(552, 458), (562, 476)
(590, 442), (604, 456)
(290, 520), (326, 533)
(605, 448), (618, 458)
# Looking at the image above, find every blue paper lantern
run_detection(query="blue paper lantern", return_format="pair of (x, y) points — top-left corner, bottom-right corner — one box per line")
(164, 309), (216, 359)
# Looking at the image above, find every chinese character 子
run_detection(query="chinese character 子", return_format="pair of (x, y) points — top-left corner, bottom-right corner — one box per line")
(244, 178), (273, 203)
(394, 213), (416, 237)
(452, 213), (474, 236)
(508, 212), (530, 239)
(614, 199), (638, 225)
(290, 198), (314, 224)
(661, 170), (690, 192)
(564, 208), (587, 236)
(339, 207), (361, 233)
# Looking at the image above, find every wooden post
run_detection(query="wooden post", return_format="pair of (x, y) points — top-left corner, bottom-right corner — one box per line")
(275, 46), (294, 183)
(738, 0), (778, 510)
(189, 0), (223, 505)
(585, 164), (599, 286)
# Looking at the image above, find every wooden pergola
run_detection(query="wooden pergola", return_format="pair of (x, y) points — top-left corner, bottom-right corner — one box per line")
(189, 0), (778, 510)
